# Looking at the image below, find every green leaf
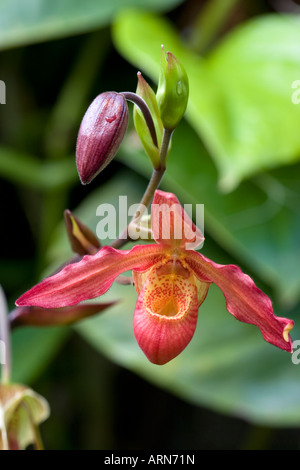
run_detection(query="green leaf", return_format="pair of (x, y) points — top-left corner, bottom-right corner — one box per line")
(112, 10), (300, 190)
(206, 14), (300, 190)
(0, 147), (77, 191)
(0, 0), (184, 50)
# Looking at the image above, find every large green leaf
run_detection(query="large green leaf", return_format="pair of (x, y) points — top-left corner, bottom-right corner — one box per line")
(112, 10), (300, 191)
(0, 0), (184, 50)
(45, 170), (300, 426)
(0, 147), (77, 191)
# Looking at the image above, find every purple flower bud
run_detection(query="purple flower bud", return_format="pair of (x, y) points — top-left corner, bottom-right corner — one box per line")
(76, 92), (128, 184)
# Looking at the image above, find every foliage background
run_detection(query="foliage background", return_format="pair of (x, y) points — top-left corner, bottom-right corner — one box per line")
(1, 0), (300, 449)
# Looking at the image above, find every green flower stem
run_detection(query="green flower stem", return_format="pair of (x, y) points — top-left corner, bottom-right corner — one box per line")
(159, 128), (173, 168)
(111, 128), (172, 249)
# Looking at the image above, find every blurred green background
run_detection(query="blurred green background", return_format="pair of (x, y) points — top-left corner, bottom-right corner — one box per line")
(1, 0), (300, 450)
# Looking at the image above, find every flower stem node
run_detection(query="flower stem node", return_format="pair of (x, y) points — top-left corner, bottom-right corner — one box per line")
(156, 46), (189, 131)
(76, 92), (128, 184)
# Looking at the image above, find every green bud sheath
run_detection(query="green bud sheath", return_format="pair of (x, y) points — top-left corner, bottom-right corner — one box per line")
(133, 72), (163, 169)
(156, 47), (189, 131)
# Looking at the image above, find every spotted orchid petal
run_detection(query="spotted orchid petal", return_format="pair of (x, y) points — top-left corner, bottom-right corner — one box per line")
(151, 190), (204, 250)
(186, 251), (294, 352)
(16, 245), (164, 308)
(133, 260), (209, 365)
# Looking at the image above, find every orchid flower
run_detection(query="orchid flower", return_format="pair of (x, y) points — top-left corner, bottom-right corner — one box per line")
(16, 190), (294, 365)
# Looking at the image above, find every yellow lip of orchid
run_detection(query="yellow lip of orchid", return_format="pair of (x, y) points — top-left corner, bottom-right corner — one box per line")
(133, 258), (209, 365)
(16, 190), (294, 365)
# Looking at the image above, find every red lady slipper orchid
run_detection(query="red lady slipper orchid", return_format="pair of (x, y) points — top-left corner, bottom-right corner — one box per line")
(16, 191), (294, 365)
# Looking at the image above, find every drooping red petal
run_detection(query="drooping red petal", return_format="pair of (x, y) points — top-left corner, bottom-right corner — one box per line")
(151, 190), (204, 250)
(186, 251), (294, 352)
(16, 244), (164, 309)
(133, 261), (209, 365)
(9, 302), (117, 329)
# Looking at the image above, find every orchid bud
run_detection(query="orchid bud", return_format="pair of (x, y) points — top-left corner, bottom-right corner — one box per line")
(64, 209), (100, 256)
(76, 92), (128, 184)
(156, 47), (189, 130)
